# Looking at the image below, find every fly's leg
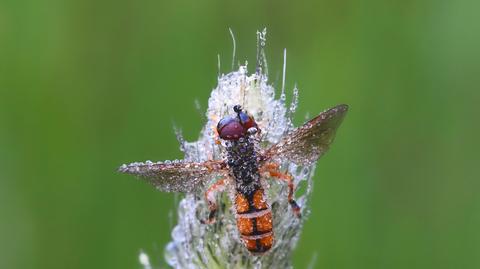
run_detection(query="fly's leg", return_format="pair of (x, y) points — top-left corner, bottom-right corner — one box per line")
(213, 127), (221, 145)
(201, 178), (226, 224)
(261, 163), (301, 218)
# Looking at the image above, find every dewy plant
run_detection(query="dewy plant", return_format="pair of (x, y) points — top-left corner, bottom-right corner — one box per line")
(119, 29), (348, 269)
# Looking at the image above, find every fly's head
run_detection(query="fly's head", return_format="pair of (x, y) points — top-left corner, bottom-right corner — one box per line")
(216, 105), (260, 141)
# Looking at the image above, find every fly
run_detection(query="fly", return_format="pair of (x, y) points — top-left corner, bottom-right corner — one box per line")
(119, 103), (348, 254)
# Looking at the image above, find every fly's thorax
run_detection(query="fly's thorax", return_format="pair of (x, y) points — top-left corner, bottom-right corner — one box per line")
(224, 137), (261, 191)
(224, 136), (257, 160)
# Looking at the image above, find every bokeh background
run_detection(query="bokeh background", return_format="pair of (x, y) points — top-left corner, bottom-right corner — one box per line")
(1, 0), (479, 268)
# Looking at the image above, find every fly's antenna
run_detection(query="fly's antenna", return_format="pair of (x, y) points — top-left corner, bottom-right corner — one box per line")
(233, 105), (242, 113)
(229, 27), (236, 71)
(233, 104), (242, 121)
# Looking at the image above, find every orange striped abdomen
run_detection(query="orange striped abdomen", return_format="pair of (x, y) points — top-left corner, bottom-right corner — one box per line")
(235, 189), (274, 254)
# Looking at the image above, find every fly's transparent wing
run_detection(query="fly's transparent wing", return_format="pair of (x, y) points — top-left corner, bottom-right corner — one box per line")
(118, 160), (226, 192)
(263, 104), (348, 165)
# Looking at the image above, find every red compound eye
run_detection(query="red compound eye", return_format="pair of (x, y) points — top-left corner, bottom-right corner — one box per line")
(217, 116), (245, 140)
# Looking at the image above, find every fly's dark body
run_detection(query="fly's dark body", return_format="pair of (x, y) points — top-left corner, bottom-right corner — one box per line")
(225, 138), (274, 254)
(119, 103), (349, 255)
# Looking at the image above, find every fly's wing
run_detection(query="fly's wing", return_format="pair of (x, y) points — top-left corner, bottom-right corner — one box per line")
(118, 160), (226, 192)
(263, 104), (348, 165)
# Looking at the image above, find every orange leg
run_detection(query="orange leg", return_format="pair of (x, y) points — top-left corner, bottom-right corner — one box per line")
(261, 163), (301, 218)
(201, 178), (226, 224)
(213, 127), (221, 145)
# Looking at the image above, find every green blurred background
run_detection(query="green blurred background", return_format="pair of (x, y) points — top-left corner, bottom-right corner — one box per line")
(1, 0), (479, 268)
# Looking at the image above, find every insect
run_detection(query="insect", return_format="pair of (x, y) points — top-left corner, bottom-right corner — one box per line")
(119, 103), (348, 254)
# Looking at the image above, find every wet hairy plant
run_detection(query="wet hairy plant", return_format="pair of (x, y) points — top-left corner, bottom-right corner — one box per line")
(121, 29), (347, 269)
